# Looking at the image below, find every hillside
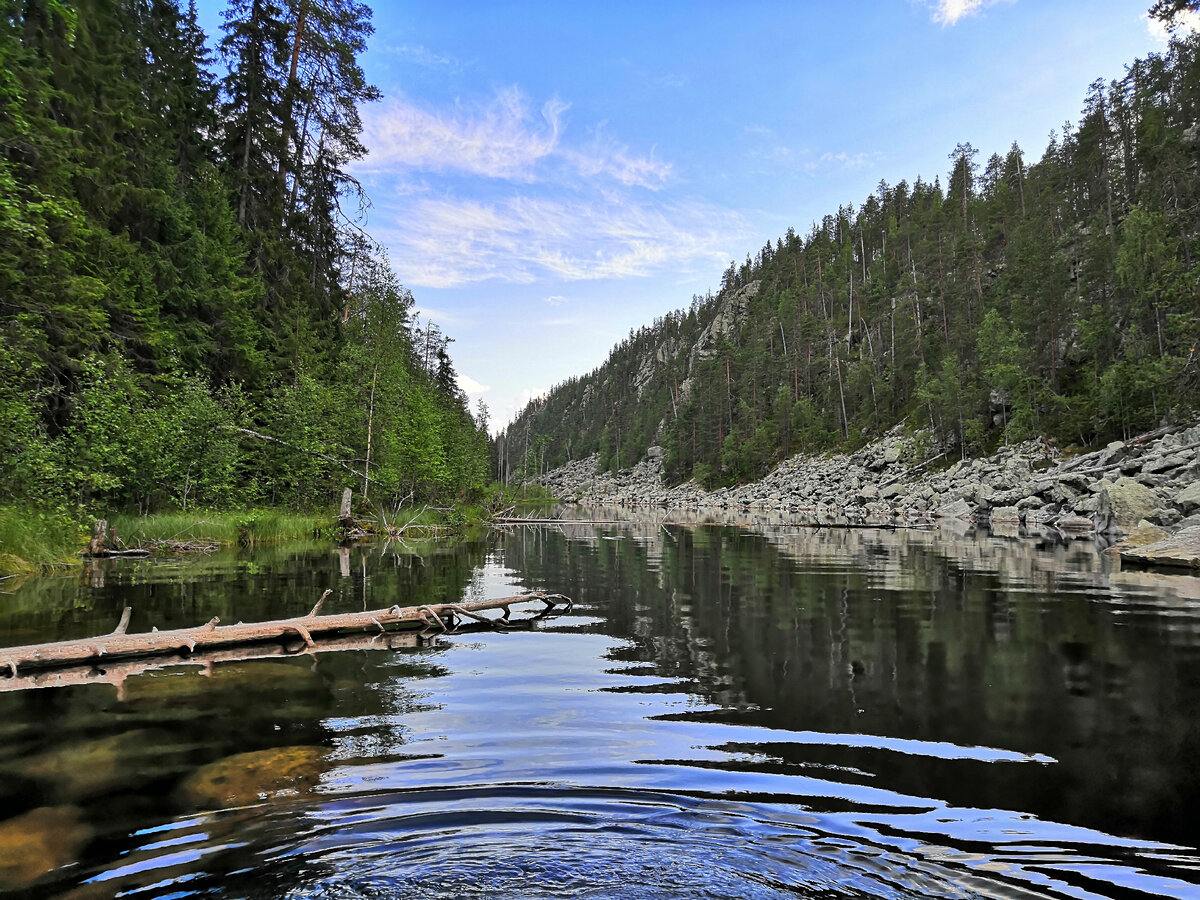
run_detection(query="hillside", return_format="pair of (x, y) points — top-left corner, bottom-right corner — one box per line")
(499, 33), (1200, 490)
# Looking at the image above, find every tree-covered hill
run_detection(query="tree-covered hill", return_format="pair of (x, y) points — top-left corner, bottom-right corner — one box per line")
(500, 29), (1200, 489)
(0, 0), (488, 514)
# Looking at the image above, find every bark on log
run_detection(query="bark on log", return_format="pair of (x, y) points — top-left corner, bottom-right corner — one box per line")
(0, 620), (530, 695)
(0, 592), (571, 678)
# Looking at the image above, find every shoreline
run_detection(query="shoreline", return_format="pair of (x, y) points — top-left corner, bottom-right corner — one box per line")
(537, 424), (1200, 567)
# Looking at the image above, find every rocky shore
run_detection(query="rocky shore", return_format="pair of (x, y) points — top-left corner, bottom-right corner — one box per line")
(537, 424), (1200, 565)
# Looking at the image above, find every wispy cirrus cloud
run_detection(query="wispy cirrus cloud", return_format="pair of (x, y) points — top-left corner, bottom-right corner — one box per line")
(359, 88), (564, 181)
(742, 127), (881, 176)
(358, 88), (671, 189)
(920, 0), (1010, 26)
(374, 194), (746, 289)
(395, 44), (460, 69)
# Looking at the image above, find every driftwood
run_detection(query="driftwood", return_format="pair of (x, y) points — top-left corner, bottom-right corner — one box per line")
(86, 519), (151, 558)
(0, 619), (542, 696)
(0, 590), (572, 679)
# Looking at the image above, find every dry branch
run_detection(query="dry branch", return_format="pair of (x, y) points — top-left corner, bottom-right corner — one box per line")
(0, 592), (572, 678)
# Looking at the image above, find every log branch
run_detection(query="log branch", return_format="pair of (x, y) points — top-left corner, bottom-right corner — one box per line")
(0, 592), (571, 678)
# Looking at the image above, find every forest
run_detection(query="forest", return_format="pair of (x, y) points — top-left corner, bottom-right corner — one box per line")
(500, 16), (1200, 489)
(0, 0), (490, 523)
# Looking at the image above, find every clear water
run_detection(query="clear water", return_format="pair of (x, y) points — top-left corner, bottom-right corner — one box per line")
(2, 516), (1199, 899)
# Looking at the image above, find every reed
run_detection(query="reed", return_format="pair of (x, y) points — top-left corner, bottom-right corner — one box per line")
(0, 507), (87, 574)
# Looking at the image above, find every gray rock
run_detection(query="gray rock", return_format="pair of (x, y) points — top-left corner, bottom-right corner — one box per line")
(1143, 453), (1189, 475)
(883, 445), (902, 464)
(1120, 525), (1200, 569)
(1150, 507), (1183, 527)
(938, 498), (973, 519)
(990, 505), (1021, 524)
(880, 483), (908, 499)
(1177, 481), (1200, 514)
(1095, 477), (1161, 533)
(1058, 514), (1095, 531)
(1099, 440), (1127, 466)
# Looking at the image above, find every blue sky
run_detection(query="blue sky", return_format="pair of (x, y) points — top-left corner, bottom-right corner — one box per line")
(195, 0), (1181, 430)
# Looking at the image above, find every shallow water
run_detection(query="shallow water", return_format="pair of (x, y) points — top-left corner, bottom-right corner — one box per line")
(1, 519), (1199, 898)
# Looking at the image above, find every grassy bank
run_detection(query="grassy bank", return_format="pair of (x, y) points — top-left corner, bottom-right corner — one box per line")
(0, 507), (334, 576)
(107, 509), (332, 547)
(0, 507), (89, 574)
(0, 496), (530, 576)
(0, 482), (560, 576)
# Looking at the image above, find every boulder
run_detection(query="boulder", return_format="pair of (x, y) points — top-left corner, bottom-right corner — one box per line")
(1177, 481), (1200, 514)
(1111, 521), (1171, 551)
(1143, 453), (1190, 475)
(1151, 508), (1183, 527)
(938, 498), (973, 519)
(0, 806), (93, 890)
(1119, 525), (1200, 570)
(1095, 477), (1160, 533)
(178, 745), (328, 809)
(989, 505), (1021, 524)
(1058, 514), (1095, 532)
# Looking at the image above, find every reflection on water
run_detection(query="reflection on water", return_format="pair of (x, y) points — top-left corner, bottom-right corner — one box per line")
(1, 521), (1199, 898)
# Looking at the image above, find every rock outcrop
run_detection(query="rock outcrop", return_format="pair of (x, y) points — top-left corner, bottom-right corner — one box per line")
(536, 423), (1200, 543)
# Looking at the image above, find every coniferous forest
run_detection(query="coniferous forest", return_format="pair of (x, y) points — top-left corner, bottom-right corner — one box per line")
(0, 0), (489, 518)
(501, 23), (1200, 489)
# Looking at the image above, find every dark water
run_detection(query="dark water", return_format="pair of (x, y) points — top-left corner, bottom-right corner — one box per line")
(2, 516), (1200, 898)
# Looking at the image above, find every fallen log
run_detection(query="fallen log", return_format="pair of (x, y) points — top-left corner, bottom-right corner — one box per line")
(0, 619), (538, 695)
(0, 590), (572, 678)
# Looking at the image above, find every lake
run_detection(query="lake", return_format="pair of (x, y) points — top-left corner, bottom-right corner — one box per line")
(2, 513), (1199, 899)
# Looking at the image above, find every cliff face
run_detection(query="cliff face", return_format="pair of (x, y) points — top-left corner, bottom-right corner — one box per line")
(499, 281), (761, 480)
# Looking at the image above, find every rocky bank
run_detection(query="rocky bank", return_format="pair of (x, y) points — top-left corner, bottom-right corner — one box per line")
(537, 423), (1200, 556)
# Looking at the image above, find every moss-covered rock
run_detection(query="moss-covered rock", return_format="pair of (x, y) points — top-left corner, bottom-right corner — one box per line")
(177, 745), (328, 809)
(0, 806), (92, 889)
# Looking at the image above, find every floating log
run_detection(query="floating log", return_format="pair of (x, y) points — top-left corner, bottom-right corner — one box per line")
(0, 591), (572, 678)
(0, 619), (534, 695)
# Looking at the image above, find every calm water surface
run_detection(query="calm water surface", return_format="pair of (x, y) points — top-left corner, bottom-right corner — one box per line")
(2, 515), (1200, 899)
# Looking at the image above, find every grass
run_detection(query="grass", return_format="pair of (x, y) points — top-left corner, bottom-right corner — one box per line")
(0, 506), (88, 575)
(108, 509), (331, 546)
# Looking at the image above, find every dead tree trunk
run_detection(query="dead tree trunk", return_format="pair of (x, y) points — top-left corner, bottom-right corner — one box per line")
(0, 591), (572, 678)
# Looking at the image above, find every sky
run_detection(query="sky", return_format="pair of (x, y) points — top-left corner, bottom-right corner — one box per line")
(194, 0), (1188, 431)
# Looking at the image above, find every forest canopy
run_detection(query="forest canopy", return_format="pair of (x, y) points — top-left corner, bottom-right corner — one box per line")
(501, 27), (1200, 488)
(0, 0), (489, 514)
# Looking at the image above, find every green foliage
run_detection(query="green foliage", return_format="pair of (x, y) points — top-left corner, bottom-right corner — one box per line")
(0, 506), (88, 574)
(0, 0), (489, 521)
(504, 33), (1200, 477)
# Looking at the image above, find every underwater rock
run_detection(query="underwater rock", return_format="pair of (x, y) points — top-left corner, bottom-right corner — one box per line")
(0, 806), (93, 889)
(178, 744), (328, 809)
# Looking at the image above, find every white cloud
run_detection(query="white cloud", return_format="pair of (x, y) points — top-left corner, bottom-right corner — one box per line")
(1146, 9), (1200, 41)
(922, 0), (1011, 26)
(377, 193), (746, 289)
(358, 88), (670, 189)
(456, 373), (491, 395)
(805, 151), (882, 172)
(545, 295), (569, 305)
(395, 44), (459, 69)
(359, 88), (564, 181)
(410, 304), (473, 327)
